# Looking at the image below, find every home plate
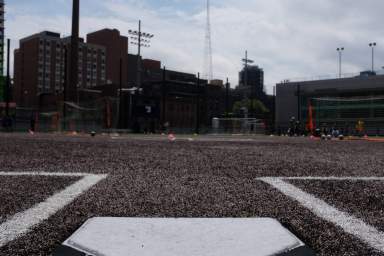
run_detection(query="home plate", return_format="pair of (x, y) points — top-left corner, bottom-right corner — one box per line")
(53, 218), (315, 256)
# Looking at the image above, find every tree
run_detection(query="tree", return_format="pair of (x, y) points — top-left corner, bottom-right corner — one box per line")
(233, 99), (269, 117)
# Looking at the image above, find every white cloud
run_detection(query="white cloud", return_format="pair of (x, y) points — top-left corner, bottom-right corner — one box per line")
(5, 0), (384, 94)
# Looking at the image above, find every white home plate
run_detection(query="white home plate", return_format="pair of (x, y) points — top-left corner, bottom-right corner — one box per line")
(54, 218), (314, 256)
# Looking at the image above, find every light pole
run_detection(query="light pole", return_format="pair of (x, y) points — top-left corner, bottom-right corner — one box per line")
(336, 47), (344, 78)
(369, 42), (377, 73)
(195, 73), (201, 134)
(225, 78), (230, 118)
(5, 39), (10, 119)
(128, 20), (154, 88)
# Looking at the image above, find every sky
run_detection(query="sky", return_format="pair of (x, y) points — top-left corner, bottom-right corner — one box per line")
(5, 0), (384, 94)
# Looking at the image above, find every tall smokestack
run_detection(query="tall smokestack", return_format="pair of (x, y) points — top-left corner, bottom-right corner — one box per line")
(68, 0), (79, 102)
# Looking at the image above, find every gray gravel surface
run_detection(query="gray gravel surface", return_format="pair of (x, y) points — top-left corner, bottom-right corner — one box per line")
(292, 180), (384, 232)
(0, 133), (384, 255)
(0, 176), (79, 223)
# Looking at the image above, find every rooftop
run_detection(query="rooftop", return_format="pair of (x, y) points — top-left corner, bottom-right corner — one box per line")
(280, 70), (384, 84)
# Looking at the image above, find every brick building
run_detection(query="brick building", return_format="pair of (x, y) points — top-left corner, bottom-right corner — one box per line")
(13, 31), (106, 109)
(12, 28), (234, 133)
(87, 29), (128, 86)
(118, 59), (227, 133)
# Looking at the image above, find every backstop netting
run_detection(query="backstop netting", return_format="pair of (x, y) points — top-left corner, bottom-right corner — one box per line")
(211, 118), (266, 134)
(13, 97), (120, 133)
(306, 96), (384, 135)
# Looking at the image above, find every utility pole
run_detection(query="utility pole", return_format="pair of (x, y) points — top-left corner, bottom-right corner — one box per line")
(242, 50), (254, 117)
(5, 39), (10, 118)
(63, 46), (68, 131)
(128, 21), (154, 88)
(195, 73), (201, 134)
(118, 58), (123, 128)
(137, 20), (141, 89)
(297, 84), (301, 122)
(225, 78), (230, 118)
(161, 66), (166, 126)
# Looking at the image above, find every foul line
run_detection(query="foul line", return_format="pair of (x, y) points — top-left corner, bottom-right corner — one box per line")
(259, 177), (384, 253)
(268, 176), (384, 181)
(0, 173), (108, 248)
(0, 171), (94, 177)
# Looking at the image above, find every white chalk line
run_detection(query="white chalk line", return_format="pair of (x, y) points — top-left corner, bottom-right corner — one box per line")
(0, 171), (97, 177)
(263, 176), (384, 181)
(0, 173), (108, 248)
(259, 177), (384, 253)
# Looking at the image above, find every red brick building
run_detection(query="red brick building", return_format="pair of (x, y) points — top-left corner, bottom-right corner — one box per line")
(13, 31), (106, 108)
(87, 29), (128, 86)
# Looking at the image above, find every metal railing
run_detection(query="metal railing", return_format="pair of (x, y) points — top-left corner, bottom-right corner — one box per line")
(281, 70), (384, 84)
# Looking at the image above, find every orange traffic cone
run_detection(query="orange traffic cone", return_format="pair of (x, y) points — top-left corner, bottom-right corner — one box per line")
(168, 133), (176, 141)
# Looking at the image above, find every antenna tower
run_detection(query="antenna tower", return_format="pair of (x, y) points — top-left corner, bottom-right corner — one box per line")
(203, 0), (213, 82)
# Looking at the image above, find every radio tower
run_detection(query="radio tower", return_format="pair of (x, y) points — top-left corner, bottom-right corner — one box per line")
(203, 0), (213, 82)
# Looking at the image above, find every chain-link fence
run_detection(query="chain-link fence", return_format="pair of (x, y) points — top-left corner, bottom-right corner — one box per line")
(211, 118), (266, 134)
(8, 97), (120, 133)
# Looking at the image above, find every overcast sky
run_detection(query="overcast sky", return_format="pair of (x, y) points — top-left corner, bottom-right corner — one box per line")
(6, 0), (384, 93)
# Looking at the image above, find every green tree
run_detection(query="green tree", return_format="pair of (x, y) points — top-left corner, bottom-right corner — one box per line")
(233, 99), (269, 117)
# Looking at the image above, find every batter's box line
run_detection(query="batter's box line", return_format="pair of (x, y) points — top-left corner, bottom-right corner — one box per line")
(257, 176), (384, 253)
(0, 172), (108, 248)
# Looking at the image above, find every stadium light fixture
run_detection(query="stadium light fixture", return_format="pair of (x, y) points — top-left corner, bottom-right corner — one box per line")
(337, 47), (344, 78)
(128, 20), (155, 88)
(369, 42), (377, 72)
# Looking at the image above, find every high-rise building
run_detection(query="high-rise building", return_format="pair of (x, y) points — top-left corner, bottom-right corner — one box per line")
(13, 31), (106, 108)
(238, 65), (264, 99)
(87, 29), (128, 86)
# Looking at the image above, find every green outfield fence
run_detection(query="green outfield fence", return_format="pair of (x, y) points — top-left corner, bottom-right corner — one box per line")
(301, 96), (384, 136)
